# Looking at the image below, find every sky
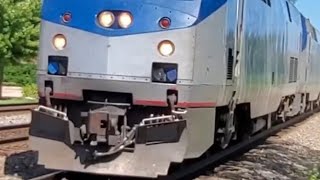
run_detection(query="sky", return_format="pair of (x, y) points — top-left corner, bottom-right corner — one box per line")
(295, 0), (320, 30)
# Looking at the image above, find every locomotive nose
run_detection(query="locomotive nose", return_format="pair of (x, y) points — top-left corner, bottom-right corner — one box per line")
(39, 1), (197, 82)
(43, 28), (195, 83)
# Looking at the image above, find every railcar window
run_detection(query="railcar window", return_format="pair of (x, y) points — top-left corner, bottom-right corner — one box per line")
(286, 1), (292, 22)
(284, 1), (301, 25)
(311, 26), (318, 42)
(261, 0), (271, 6)
(301, 14), (308, 51)
(314, 29), (320, 42)
(267, 0), (271, 6)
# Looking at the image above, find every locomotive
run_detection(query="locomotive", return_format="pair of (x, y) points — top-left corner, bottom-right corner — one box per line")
(29, 0), (320, 178)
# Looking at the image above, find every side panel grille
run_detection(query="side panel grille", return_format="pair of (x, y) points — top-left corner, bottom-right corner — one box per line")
(289, 57), (298, 83)
(227, 48), (234, 80)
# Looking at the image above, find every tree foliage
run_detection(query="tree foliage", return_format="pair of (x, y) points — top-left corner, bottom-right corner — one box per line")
(0, 0), (41, 98)
(0, 0), (41, 64)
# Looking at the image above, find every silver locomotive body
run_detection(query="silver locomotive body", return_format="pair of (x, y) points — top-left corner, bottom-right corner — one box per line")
(29, 0), (320, 178)
(30, 0), (229, 178)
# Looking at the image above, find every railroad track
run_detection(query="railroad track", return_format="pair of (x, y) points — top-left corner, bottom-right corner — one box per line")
(0, 103), (36, 157)
(0, 123), (30, 145)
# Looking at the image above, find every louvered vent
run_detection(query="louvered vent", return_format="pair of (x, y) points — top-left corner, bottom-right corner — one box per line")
(227, 48), (234, 80)
(289, 57), (298, 83)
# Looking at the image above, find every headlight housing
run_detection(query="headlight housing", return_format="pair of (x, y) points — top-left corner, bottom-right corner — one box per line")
(47, 56), (68, 76)
(118, 12), (133, 28)
(98, 11), (115, 28)
(52, 34), (67, 50)
(151, 63), (178, 84)
(158, 40), (175, 56)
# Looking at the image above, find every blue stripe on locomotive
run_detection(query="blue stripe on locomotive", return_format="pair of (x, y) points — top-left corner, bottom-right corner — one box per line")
(40, 0), (227, 37)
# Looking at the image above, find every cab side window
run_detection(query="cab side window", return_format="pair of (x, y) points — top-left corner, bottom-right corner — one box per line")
(261, 0), (271, 6)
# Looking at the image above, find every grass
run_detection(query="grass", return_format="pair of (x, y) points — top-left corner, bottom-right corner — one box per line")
(0, 97), (38, 105)
(309, 166), (320, 180)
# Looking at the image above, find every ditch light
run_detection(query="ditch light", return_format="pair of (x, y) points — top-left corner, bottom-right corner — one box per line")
(151, 62), (178, 84)
(47, 56), (68, 76)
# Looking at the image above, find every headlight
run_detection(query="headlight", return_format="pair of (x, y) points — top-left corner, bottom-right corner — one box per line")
(53, 34), (67, 50)
(152, 68), (167, 82)
(98, 11), (115, 28)
(158, 40), (175, 56)
(118, 12), (133, 28)
(47, 56), (68, 76)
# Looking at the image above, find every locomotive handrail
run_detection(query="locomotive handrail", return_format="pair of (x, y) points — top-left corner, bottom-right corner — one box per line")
(36, 105), (69, 120)
(140, 115), (174, 125)
(172, 108), (187, 115)
(87, 100), (131, 107)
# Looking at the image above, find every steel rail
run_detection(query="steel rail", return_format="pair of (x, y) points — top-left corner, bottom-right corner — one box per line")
(0, 103), (38, 112)
(0, 123), (30, 131)
(0, 136), (29, 145)
(164, 107), (320, 180)
(28, 171), (65, 180)
(0, 123), (31, 145)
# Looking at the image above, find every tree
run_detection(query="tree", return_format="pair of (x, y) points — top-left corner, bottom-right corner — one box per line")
(0, 0), (41, 98)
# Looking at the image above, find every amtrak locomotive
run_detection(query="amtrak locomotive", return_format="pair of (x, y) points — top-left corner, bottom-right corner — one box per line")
(29, 0), (320, 178)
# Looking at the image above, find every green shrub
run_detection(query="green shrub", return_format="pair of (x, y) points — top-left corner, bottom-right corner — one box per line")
(4, 63), (37, 86)
(309, 167), (320, 180)
(22, 83), (38, 98)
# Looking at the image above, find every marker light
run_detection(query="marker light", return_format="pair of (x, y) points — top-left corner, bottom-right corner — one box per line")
(158, 40), (175, 56)
(53, 34), (67, 50)
(159, 17), (171, 29)
(118, 12), (133, 28)
(98, 11), (115, 28)
(62, 12), (72, 23)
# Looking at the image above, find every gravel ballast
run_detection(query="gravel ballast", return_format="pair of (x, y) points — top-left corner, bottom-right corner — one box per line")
(0, 112), (31, 127)
(197, 113), (320, 180)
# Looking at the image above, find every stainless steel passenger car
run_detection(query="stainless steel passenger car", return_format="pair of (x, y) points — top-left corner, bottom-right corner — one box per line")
(29, 0), (320, 178)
